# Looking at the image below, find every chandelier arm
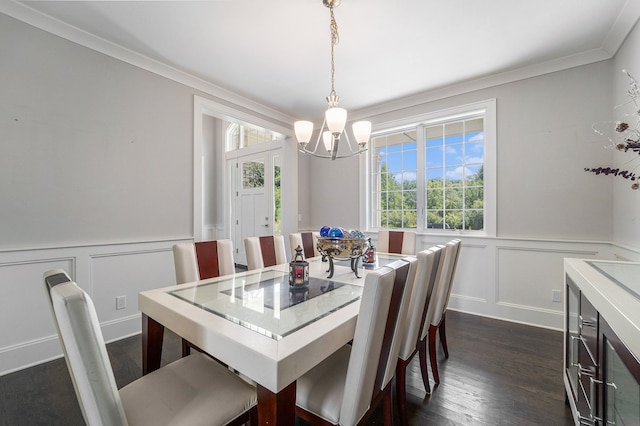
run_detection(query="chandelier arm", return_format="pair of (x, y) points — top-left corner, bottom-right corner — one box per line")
(341, 131), (362, 154)
(299, 147), (366, 160)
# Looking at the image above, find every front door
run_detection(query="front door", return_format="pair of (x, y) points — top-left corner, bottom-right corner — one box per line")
(229, 149), (281, 266)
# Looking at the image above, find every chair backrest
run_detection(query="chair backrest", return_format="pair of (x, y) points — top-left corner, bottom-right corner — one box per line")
(173, 240), (236, 284)
(244, 235), (287, 270)
(339, 257), (415, 425)
(339, 266), (396, 426)
(441, 239), (461, 311)
(43, 269), (128, 425)
(398, 246), (443, 361)
(288, 232), (320, 258)
(377, 230), (417, 255)
(378, 257), (418, 390)
(423, 240), (462, 333)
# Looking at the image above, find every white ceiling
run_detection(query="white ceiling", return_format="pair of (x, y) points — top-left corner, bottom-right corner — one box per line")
(5, 0), (640, 120)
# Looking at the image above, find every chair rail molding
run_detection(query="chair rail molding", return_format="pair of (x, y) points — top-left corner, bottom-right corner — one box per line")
(0, 239), (185, 376)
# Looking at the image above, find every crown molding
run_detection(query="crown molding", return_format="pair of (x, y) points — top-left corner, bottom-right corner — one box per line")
(0, 1), (295, 128)
(350, 49), (612, 121)
(601, 0), (640, 56)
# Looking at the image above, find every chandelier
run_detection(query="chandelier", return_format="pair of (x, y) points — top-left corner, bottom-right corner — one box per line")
(294, 0), (371, 160)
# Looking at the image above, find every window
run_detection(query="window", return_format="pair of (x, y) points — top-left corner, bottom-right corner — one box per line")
(368, 100), (496, 235)
(226, 123), (282, 152)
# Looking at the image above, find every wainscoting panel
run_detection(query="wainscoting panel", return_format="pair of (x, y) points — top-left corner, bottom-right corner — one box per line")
(0, 239), (185, 376)
(0, 236), (622, 375)
(496, 246), (599, 309)
(450, 242), (488, 303)
(0, 257), (75, 348)
(90, 248), (175, 324)
(415, 236), (611, 330)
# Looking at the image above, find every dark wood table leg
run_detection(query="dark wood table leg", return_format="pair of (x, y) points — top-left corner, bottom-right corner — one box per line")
(256, 382), (296, 426)
(142, 313), (164, 375)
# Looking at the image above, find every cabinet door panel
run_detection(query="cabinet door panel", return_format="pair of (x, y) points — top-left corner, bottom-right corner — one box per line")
(580, 293), (598, 362)
(601, 318), (640, 426)
(577, 339), (597, 418)
(566, 278), (580, 400)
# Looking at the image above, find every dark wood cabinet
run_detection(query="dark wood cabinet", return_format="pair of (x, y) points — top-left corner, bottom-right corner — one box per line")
(564, 259), (640, 426)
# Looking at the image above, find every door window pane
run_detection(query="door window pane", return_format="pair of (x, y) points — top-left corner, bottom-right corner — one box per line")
(273, 155), (281, 236)
(242, 161), (264, 188)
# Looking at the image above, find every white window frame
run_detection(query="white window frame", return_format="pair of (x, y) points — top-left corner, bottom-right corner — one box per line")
(361, 99), (496, 236)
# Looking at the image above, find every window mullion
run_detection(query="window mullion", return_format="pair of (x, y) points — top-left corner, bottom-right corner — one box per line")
(416, 125), (426, 232)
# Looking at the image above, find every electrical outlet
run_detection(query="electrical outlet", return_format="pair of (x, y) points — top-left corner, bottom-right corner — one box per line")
(552, 289), (562, 303)
(116, 295), (127, 310)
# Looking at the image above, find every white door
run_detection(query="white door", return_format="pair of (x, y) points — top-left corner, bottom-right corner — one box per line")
(229, 149), (281, 266)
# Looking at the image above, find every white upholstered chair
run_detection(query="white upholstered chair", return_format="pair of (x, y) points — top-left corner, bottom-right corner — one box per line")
(424, 239), (462, 387)
(173, 240), (236, 356)
(377, 230), (417, 255)
(288, 231), (320, 258)
(172, 240), (236, 284)
(244, 235), (287, 270)
(295, 257), (417, 426)
(395, 246), (444, 425)
(43, 269), (257, 426)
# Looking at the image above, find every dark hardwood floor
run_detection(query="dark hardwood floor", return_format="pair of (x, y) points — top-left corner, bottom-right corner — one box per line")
(0, 311), (573, 425)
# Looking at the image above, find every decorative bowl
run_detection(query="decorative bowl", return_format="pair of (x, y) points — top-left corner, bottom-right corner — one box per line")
(316, 237), (368, 259)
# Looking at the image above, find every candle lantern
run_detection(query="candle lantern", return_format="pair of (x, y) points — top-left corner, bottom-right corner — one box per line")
(363, 237), (376, 264)
(289, 245), (309, 287)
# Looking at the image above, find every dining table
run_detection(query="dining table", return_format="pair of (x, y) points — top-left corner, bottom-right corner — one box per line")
(138, 252), (409, 425)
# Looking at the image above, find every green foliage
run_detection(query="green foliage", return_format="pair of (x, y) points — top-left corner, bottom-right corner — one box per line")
(376, 159), (484, 230)
(274, 164), (281, 235)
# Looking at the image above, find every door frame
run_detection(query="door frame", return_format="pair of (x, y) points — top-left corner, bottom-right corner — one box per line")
(193, 95), (298, 250)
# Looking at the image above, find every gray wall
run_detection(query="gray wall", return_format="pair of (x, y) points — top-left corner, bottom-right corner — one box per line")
(1, 13), (195, 248)
(308, 62), (616, 242)
(612, 21), (640, 250)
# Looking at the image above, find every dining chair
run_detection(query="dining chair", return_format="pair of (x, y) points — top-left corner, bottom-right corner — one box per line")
(43, 269), (257, 426)
(295, 257), (417, 426)
(395, 246), (443, 426)
(377, 230), (417, 255)
(244, 235), (287, 270)
(289, 231), (320, 258)
(173, 240), (236, 356)
(424, 239), (462, 387)
(173, 240), (236, 284)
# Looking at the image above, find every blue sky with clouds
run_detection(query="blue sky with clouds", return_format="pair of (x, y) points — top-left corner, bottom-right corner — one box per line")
(377, 131), (484, 182)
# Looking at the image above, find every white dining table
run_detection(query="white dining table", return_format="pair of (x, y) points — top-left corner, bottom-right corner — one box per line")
(138, 253), (407, 425)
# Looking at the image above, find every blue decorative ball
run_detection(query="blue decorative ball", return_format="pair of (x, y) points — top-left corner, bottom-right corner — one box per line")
(320, 226), (331, 237)
(328, 227), (344, 238)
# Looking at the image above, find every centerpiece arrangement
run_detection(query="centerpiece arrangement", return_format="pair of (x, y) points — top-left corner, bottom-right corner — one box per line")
(585, 69), (640, 191)
(316, 226), (370, 278)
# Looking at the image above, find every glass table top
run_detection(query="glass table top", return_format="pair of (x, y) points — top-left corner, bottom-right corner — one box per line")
(587, 260), (640, 301)
(169, 268), (362, 340)
(363, 252), (410, 270)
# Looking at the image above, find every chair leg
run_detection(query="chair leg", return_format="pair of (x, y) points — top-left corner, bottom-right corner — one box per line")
(439, 313), (449, 359)
(181, 338), (191, 357)
(382, 388), (393, 426)
(249, 405), (258, 426)
(396, 359), (409, 426)
(428, 324), (440, 385)
(417, 338), (431, 394)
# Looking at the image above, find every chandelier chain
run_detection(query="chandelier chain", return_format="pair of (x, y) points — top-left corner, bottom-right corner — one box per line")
(329, 4), (339, 99)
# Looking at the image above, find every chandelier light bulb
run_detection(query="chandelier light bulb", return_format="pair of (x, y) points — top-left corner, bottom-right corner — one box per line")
(325, 107), (347, 135)
(322, 131), (333, 152)
(294, 121), (314, 145)
(352, 121), (372, 147)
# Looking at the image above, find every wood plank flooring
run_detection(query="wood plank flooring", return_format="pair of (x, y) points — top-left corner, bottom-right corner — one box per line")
(0, 311), (573, 425)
